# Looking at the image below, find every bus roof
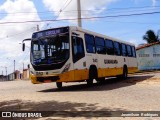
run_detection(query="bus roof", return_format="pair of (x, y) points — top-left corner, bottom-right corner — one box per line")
(70, 26), (135, 46)
(34, 26), (135, 46)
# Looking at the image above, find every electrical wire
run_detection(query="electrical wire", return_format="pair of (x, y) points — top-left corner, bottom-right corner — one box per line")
(44, 0), (72, 29)
(0, 11), (160, 24)
(0, 5), (159, 15)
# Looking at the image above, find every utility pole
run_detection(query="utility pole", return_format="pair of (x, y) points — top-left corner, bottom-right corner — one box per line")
(77, 0), (82, 27)
(2, 71), (3, 80)
(23, 63), (24, 79)
(14, 60), (15, 73)
(37, 25), (39, 31)
(23, 63), (24, 70)
(5, 67), (7, 75)
(5, 67), (7, 80)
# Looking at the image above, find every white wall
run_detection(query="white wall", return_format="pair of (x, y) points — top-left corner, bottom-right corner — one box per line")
(136, 44), (160, 70)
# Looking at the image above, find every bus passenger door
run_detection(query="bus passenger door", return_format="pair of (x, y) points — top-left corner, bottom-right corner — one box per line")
(72, 34), (87, 81)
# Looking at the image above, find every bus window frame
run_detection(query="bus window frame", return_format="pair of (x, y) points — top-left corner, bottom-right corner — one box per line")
(95, 36), (106, 55)
(121, 43), (127, 57)
(127, 45), (133, 57)
(72, 36), (85, 63)
(105, 39), (115, 55)
(84, 34), (96, 54)
(131, 46), (136, 58)
(114, 41), (121, 56)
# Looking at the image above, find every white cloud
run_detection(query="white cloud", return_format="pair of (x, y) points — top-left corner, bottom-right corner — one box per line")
(152, 0), (157, 6)
(0, 0), (41, 74)
(128, 39), (147, 47)
(0, 0), (119, 74)
(42, 0), (118, 25)
(134, 0), (157, 6)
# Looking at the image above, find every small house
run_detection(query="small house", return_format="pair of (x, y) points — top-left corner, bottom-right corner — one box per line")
(136, 41), (160, 70)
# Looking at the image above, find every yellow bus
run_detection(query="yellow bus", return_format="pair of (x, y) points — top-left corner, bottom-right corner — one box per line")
(22, 26), (138, 89)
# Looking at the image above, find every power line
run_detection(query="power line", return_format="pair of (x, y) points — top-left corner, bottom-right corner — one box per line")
(0, 7), (157, 18)
(0, 5), (159, 15)
(62, 0), (73, 12)
(44, 0), (72, 29)
(0, 11), (160, 25)
(0, 27), (35, 40)
(100, 20), (159, 25)
(54, 0), (70, 18)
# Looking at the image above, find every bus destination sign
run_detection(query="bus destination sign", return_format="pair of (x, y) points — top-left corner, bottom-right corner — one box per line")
(32, 27), (69, 38)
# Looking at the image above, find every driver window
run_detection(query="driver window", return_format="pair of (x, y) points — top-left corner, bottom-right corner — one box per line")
(72, 36), (85, 63)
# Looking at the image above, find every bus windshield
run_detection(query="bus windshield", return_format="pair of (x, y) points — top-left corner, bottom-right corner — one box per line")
(31, 34), (69, 65)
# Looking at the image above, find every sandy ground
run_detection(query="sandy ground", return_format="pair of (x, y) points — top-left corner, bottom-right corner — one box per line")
(0, 71), (160, 120)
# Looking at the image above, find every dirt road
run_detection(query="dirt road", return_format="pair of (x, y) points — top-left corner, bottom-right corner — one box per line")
(0, 71), (160, 120)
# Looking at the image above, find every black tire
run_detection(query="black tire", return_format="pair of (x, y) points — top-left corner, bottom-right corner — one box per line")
(87, 68), (96, 86)
(87, 78), (93, 86)
(96, 77), (105, 83)
(56, 82), (62, 89)
(123, 67), (128, 79)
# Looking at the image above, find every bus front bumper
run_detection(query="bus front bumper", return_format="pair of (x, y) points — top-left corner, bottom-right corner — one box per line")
(30, 74), (60, 84)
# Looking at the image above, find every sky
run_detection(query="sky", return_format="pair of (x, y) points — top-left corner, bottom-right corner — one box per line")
(0, 0), (160, 75)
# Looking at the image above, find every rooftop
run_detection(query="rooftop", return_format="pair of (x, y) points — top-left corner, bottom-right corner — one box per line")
(136, 41), (160, 50)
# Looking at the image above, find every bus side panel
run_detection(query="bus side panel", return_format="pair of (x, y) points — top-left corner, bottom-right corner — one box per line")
(59, 70), (75, 82)
(71, 31), (90, 81)
(71, 49), (90, 82)
(128, 58), (138, 73)
(115, 56), (125, 75)
(98, 55), (117, 77)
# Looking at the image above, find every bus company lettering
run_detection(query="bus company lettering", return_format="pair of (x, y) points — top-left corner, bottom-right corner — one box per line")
(104, 59), (118, 64)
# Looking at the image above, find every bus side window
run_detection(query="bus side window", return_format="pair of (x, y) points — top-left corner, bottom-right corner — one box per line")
(85, 34), (96, 53)
(122, 44), (127, 56)
(95, 37), (106, 54)
(105, 39), (114, 55)
(114, 41), (121, 56)
(72, 36), (85, 63)
(131, 46), (136, 57)
(127, 45), (132, 57)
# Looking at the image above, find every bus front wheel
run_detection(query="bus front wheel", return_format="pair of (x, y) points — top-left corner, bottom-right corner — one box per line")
(87, 67), (97, 86)
(123, 67), (128, 79)
(56, 82), (62, 89)
(96, 77), (105, 83)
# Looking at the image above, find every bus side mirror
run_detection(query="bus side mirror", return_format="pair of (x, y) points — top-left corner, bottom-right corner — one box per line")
(28, 64), (30, 69)
(22, 43), (25, 51)
(22, 38), (31, 51)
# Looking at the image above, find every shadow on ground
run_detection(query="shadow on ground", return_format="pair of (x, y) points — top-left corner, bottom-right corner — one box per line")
(0, 99), (126, 119)
(38, 75), (154, 92)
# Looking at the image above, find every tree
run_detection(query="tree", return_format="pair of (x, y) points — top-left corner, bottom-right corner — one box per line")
(143, 30), (159, 44)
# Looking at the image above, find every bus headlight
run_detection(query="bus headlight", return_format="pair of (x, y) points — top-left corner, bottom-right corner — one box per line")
(30, 70), (34, 75)
(62, 63), (71, 73)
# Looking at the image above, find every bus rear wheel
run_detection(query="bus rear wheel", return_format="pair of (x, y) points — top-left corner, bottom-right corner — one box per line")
(87, 78), (93, 86)
(56, 82), (62, 89)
